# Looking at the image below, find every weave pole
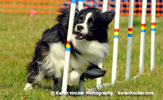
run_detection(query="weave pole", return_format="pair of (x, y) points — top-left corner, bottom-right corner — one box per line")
(139, 0), (147, 74)
(61, 0), (76, 96)
(111, 0), (120, 84)
(125, 0), (134, 81)
(151, 0), (156, 71)
(96, 0), (108, 89)
(78, 0), (84, 11)
(78, 0), (85, 92)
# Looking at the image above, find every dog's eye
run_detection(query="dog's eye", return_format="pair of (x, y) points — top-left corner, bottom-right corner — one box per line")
(79, 16), (84, 21)
(88, 18), (93, 24)
(88, 18), (94, 26)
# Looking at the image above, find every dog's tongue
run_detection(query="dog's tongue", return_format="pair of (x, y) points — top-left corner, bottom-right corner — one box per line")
(75, 32), (86, 39)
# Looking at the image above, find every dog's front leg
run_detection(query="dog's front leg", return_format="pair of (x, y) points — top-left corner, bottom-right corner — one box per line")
(67, 70), (82, 86)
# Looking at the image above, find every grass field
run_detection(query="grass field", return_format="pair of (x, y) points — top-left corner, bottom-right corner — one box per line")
(0, 12), (162, 100)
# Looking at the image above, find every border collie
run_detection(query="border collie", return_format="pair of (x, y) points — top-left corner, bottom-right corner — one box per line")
(24, 8), (115, 91)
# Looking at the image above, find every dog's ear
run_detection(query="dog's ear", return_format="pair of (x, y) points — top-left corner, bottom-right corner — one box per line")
(101, 11), (115, 25)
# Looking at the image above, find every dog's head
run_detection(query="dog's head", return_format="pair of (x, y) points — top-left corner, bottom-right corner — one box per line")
(73, 8), (115, 42)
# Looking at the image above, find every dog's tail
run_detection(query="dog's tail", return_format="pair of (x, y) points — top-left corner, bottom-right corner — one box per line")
(56, 8), (79, 26)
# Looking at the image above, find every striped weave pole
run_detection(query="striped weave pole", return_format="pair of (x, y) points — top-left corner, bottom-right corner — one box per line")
(78, 0), (85, 92)
(61, 0), (76, 96)
(151, 0), (156, 71)
(125, 0), (134, 81)
(111, 0), (120, 84)
(96, 0), (109, 89)
(139, 0), (147, 74)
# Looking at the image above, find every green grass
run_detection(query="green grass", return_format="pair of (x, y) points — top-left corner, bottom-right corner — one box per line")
(0, 13), (162, 100)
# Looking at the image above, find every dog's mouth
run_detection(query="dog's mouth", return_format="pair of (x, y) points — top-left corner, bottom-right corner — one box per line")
(74, 32), (86, 40)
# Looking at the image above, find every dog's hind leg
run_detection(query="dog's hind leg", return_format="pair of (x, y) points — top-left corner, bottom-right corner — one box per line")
(24, 67), (46, 91)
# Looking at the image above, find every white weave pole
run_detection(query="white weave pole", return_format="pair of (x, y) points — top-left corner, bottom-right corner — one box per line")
(78, 0), (85, 92)
(96, 0), (108, 89)
(111, 0), (120, 84)
(150, 0), (156, 71)
(102, 0), (108, 12)
(139, 0), (147, 74)
(61, 0), (76, 96)
(125, 0), (134, 81)
(78, 0), (84, 11)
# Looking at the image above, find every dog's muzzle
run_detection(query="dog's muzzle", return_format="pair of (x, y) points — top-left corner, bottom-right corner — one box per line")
(74, 25), (87, 40)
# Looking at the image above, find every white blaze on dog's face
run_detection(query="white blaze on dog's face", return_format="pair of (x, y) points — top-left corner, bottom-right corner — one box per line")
(74, 12), (94, 41)
(75, 12), (92, 35)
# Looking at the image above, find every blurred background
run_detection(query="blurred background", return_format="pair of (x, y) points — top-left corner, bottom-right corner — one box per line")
(0, 0), (162, 16)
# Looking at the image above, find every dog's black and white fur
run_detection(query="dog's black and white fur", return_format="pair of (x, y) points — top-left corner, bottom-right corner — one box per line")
(24, 8), (115, 91)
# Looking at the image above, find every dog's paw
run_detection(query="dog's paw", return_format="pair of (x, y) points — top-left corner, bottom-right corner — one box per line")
(82, 68), (106, 79)
(68, 71), (80, 86)
(23, 83), (33, 91)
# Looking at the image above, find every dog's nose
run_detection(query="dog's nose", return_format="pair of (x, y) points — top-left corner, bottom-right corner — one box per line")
(77, 25), (84, 31)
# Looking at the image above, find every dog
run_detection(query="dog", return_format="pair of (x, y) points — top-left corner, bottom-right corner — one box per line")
(24, 8), (115, 91)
